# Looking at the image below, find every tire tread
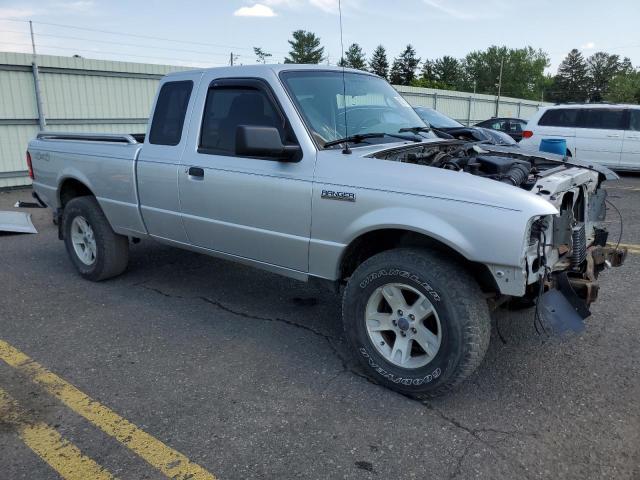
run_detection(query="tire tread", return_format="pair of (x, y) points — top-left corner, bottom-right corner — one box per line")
(62, 196), (129, 281)
(342, 247), (491, 398)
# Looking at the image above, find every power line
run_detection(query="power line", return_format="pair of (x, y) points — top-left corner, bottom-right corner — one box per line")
(0, 41), (228, 66)
(0, 29), (240, 59)
(0, 18), (288, 55)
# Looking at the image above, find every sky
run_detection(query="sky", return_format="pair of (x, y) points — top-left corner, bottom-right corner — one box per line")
(0, 0), (639, 73)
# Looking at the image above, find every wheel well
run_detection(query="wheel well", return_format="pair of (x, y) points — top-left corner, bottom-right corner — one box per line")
(59, 178), (94, 208)
(339, 229), (499, 294)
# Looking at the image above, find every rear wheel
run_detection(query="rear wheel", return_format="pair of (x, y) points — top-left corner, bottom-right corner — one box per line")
(62, 196), (129, 281)
(342, 248), (491, 398)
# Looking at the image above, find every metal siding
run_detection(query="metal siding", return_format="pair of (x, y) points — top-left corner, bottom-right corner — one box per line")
(39, 72), (158, 119)
(0, 70), (38, 119)
(50, 123), (147, 134)
(0, 51), (550, 187)
(0, 52), (187, 187)
(0, 124), (39, 186)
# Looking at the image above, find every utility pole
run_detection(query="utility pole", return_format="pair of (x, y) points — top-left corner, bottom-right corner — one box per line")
(468, 80), (477, 126)
(29, 21), (46, 130)
(229, 52), (239, 66)
(495, 56), (504, 118)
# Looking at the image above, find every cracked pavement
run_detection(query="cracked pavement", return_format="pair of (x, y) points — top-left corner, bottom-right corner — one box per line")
(1, 177), (639, 479)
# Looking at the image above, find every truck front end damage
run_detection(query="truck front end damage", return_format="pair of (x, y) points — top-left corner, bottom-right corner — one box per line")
(369, 141), (627, 325)
(522, 168), (627, 332)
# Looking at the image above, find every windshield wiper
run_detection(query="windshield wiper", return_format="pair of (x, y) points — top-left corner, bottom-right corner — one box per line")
(324, 132), (420, 148)
(399, 126), (432, 134)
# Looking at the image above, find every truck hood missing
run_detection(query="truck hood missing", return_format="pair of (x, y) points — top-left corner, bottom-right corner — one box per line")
(362, 139), (617, 194)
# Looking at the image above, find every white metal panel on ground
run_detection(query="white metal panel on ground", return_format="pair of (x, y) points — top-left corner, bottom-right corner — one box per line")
(0, 211), (37, 233)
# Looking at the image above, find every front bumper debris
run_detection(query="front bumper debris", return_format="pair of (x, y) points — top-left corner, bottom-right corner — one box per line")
(539, 244), (627, 335)
(0, 211), (38, 234)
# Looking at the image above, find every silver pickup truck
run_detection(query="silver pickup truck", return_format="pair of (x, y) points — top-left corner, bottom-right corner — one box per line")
(27, 65), (626, 397)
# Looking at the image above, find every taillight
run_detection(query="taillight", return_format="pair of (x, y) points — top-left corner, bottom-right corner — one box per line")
(26, 151), (34, 179)
(522, 130), (533, 139)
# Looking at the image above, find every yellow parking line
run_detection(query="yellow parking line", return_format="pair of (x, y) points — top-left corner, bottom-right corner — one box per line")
(617, 243), (640, 254)
(0, 339), (217, 480)
(605, 186), (640, 191)
(0, 388), (116, 480)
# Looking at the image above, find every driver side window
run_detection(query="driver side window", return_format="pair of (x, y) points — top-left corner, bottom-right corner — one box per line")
(199, 87), (285, 156)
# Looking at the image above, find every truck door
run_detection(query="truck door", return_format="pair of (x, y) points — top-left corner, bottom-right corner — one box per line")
(138, 77), (200, 242)
(178, 78), (314, 273)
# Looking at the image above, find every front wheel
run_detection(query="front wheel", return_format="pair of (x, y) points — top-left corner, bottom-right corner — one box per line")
(342, 248), (491, 398)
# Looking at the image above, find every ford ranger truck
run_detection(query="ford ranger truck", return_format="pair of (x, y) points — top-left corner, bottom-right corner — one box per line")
(27, 65), (627, 398)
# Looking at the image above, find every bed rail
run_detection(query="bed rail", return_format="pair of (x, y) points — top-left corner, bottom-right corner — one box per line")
(36, 132), (139, 144)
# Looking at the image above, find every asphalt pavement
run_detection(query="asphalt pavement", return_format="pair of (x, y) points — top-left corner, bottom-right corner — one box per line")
(0, 175), (639, 480)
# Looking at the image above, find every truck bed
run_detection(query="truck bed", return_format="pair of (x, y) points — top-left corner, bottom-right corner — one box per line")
(29, 131), (147, 237)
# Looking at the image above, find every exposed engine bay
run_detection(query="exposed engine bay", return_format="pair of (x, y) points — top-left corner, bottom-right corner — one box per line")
(369, 140), (608, 190)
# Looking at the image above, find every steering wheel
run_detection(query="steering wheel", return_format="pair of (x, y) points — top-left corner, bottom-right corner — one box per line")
(355, 117), (382, 131)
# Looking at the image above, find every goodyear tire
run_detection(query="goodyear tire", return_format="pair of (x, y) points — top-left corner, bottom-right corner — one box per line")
(62, 196), (129, 281)
(342, 248), (490, 398)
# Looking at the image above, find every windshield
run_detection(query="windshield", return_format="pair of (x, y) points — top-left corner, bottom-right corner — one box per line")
(413, 107), (463, 129)
(280, 70), (435, 148)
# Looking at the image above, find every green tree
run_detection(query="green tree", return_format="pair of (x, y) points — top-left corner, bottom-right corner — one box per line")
(587, 52), (621, 101)
(552, 48), (589, 102)
(605, 70), (640, 104)
(369, 45), (389, 79)
(389, 45), (420, 86)
(434, 56), (462, 88)
(539, 74), (558, 103)
(414, 57), (462, 90)
(619, 57), (635, 75)
(460, 46), (548, 100)
(419, 59), (436, 84)
(253, 47), (272, 64)
(338, 43), (367, 71)
(284, 30), (324, 64)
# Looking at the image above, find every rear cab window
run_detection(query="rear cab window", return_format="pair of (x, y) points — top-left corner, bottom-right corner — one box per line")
(149, 80), (193, 146)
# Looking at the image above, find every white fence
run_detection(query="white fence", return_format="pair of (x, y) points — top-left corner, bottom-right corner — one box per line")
(396, 86), (550, 126)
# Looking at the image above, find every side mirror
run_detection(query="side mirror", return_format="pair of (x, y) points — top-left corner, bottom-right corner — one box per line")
(235, 125), (301, 161)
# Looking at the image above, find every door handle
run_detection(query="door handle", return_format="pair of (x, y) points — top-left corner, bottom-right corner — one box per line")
(606, 134), (620, 138)
(187, 166), (204, 178)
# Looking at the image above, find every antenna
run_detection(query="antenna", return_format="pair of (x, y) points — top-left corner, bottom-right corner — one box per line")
(338, 0), (351, 154)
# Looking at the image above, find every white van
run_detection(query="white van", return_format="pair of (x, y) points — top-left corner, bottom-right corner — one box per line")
(520, 104), (640, 171)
